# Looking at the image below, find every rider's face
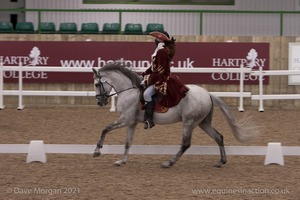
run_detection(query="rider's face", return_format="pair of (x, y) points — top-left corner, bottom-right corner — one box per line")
(154, 39), (160, 47)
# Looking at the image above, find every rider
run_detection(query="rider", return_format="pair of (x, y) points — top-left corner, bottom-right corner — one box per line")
(141, 31), (189, 129)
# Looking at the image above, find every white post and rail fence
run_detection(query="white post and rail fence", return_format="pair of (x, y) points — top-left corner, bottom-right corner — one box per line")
(1, 63), (300, 111)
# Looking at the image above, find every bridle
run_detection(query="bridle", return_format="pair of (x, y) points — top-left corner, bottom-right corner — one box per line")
(95, 76), (114, 99)
(94, 73), (136, 105)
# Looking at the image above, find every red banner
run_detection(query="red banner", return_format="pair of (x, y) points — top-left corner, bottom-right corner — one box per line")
(0, 41), (269, 84)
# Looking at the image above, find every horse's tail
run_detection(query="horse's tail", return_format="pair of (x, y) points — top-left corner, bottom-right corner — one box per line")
(210, 94), (259, 143)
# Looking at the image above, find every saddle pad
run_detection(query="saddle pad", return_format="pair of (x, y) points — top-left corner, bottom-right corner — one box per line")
(140, 102), (169, 113)
(154, 104), (169, 113)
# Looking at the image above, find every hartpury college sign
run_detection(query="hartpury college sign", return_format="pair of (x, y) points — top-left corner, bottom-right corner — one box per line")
(0, 41), (269, 84)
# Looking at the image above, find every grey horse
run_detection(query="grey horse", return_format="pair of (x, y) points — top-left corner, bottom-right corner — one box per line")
(92, 62), (258, 168)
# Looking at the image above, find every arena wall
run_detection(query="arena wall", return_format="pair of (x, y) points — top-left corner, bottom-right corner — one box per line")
(1, 34), (300, 109)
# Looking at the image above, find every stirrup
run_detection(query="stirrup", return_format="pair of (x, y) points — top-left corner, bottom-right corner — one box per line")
(144, 120), (155, 129)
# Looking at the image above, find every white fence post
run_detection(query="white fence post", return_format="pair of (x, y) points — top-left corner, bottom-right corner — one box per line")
(18, 62), (24, 110)
(238, 64), (245, 112)
(258, 66), (265, 112)
(0, 62), (4, 109)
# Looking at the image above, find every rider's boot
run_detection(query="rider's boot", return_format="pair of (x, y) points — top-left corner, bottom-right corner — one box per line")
(143, 101), (155, 129)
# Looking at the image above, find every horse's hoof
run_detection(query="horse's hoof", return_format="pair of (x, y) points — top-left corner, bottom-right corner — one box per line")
(93, 152), (101, 157)
(213, 163), (222, 168)
(213, 160), (226, 168)
(114, 160), (125, 166)
(161, 161), (171, 168)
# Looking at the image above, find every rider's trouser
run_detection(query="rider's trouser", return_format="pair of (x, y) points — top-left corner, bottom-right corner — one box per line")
(143, 85), (155, 102)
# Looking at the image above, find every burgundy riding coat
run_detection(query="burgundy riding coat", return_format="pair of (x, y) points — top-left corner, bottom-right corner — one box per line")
(142, 47), (189, 107)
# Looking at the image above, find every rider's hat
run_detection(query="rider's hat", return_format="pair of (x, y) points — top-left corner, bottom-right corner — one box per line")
(149, 31), (171, 42)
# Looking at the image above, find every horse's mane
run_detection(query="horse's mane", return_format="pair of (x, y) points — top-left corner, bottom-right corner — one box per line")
(101, 62), (142, 87)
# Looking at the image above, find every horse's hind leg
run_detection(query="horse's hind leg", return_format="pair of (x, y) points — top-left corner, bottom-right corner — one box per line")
(199, 119), (227, 168)
(161, 122), (194, 168)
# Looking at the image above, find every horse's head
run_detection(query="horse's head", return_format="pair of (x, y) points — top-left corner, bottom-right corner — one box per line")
(92, 62), (142, 107)
(92, 68), (112, 106)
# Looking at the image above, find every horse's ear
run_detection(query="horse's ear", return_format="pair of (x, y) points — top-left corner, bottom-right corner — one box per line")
(92, 68), (97, 75)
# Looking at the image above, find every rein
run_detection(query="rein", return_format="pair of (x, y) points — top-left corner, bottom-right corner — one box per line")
(96, 76), (137, 98)
(105, 85), (137, 97)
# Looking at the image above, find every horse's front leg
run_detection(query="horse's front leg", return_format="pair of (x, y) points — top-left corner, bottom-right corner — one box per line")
(114, 123), (137, 166)
(93, 118), (127, 157)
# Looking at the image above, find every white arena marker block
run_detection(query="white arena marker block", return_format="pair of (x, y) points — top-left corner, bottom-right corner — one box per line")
(264, 142), (284, 166)
(26, 140), (47, 163)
